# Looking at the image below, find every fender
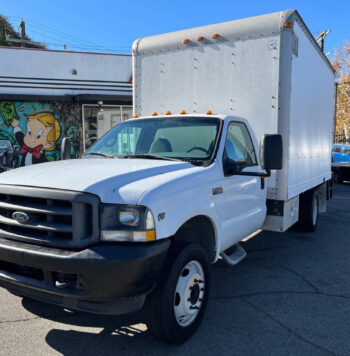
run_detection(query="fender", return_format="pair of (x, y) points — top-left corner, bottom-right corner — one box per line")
(138, 164), (224, 261)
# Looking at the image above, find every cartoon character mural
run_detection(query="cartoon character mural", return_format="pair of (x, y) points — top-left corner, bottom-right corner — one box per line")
(11, 113), (61, 166)
(0, 101), (82, 169)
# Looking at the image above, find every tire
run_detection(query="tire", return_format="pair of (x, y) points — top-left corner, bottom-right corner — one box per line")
(145, 243), (210, 344)
(334, 172), (344, 184)
(298, 190), (319, 232)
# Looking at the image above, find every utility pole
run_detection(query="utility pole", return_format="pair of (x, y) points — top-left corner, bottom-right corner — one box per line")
(315, 30), (331, 52)
(19, 19), (25, 48)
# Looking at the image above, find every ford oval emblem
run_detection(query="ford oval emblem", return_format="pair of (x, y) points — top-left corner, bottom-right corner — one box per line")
(12, 211), (30, 224)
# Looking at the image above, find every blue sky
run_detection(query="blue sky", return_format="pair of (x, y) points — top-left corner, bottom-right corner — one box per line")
(1, 0), (349, 57)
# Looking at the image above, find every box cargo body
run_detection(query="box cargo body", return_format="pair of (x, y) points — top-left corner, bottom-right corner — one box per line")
(133, 9), (334, 208)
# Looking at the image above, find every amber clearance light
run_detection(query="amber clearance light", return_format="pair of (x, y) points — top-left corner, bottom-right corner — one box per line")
(152, 112), (158, 116)
(133, 114), (139, 118)
(180, 110), (186, 114)
(284, 22), (293, 29)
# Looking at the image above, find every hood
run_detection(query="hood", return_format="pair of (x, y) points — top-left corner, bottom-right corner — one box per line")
(0, 158), (197, 204)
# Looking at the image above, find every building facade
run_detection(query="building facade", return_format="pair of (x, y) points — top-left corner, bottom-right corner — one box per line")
(0, 46), (132, 169)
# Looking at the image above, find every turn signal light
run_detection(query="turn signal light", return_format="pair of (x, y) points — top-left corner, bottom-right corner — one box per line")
(152, 112), (158, 116)
(197, 36), (204, 41)
(206, 110), (213, 115)
(165, 110), (172, 115)
(180, 110), (186, 114)
(284, 22), (293, 29)
(182, 38), (190, 44)
(133, 114), (139, 118)
(145, 230), (156, 241)
(212, 33), (219, 39)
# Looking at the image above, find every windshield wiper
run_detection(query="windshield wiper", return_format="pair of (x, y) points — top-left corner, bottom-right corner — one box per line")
(85, 152), (116, 159)
(121, 154), (182, 162)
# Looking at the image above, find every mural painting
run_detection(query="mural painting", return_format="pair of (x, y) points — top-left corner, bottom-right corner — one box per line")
(0, 101), (82, 171)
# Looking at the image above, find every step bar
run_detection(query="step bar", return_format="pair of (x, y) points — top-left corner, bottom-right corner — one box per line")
(220, 243), (247, 266)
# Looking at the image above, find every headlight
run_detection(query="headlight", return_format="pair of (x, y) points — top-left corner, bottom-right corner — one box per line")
(100, 204), (156, 242)
(119, 207), (140, 226)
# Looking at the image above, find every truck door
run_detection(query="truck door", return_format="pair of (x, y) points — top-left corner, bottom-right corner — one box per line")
(219, 121), (267, 251)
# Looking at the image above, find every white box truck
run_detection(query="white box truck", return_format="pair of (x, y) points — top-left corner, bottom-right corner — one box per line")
(0, 10), (334, 344)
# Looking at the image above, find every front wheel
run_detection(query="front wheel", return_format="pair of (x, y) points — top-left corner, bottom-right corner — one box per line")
(145, 243), (210, 344)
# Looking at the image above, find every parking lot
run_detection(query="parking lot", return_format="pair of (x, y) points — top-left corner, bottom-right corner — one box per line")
(0, 183), (349, 356)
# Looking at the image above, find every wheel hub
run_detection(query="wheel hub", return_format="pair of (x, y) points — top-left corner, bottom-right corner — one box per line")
(174, 260), (205, 327)
(189, 283), (200, 305)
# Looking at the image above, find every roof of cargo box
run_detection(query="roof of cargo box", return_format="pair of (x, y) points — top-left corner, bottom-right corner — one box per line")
(133, 9), (333, 72)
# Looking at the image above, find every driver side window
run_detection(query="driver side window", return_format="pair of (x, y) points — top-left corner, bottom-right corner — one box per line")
(224, 122), (257, 169)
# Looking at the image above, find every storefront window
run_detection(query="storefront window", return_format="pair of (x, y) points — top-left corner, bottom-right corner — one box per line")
(83, 105), (133, 150)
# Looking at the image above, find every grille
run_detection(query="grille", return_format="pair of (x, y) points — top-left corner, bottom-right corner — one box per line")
(0, 185), (100, 249)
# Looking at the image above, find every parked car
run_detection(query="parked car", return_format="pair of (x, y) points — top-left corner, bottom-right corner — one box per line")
(0, 139), (19, 172)
(332, 143), (350, 162)
(332, 161), (350, 183)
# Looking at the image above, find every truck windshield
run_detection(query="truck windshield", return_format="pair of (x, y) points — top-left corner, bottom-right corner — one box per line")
(87, 117), (221, 164)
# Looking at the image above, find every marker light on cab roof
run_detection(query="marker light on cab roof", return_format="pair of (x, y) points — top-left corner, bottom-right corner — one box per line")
(180, 110), (186, 114)
(206, 110), (213, 115)
(152, 112), (158, 116)
(165, 110), (172, 115)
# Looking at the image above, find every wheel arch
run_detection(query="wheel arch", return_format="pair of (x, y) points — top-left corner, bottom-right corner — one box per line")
(172, 215), (218, 263)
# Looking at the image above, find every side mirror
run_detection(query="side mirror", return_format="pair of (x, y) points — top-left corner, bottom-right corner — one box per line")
(61, 137), (72, 160)
(260, 134), (283, 170)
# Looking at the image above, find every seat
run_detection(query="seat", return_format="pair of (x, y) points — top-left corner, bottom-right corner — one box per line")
(149, 138), (173, 153)
(225, 139), (244, 161)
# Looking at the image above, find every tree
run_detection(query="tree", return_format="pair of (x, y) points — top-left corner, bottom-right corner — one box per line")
(0, 14), (44, 48)
(332, 41), (350, 141)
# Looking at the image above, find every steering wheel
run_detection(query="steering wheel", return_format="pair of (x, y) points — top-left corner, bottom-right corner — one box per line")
(186, 146), (208, 154)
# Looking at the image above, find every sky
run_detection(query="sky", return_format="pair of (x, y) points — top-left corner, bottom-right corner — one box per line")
(1, 0), (349, 58)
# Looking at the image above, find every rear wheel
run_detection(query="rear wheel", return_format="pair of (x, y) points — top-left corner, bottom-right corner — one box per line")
(299, 190), (319, 232)
(145, 243), (210, 344)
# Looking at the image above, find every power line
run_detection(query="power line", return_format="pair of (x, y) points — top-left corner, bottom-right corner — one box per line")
(27, 27), (129, 52)
(6, 16), (130, 53)
(8, 16), (99, 47)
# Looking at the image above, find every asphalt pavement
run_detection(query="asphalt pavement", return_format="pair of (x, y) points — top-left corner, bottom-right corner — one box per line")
(0, 183), (349, 356)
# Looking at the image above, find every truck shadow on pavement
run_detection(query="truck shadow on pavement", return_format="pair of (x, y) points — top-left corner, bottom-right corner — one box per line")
(18, 184), (350, 355)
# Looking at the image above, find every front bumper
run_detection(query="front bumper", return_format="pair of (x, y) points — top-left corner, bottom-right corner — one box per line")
(0, 238), (170, 314)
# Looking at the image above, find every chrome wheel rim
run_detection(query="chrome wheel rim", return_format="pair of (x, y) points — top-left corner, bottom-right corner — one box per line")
(174, 260), (205, 327)
(312, 195), (318, 226)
